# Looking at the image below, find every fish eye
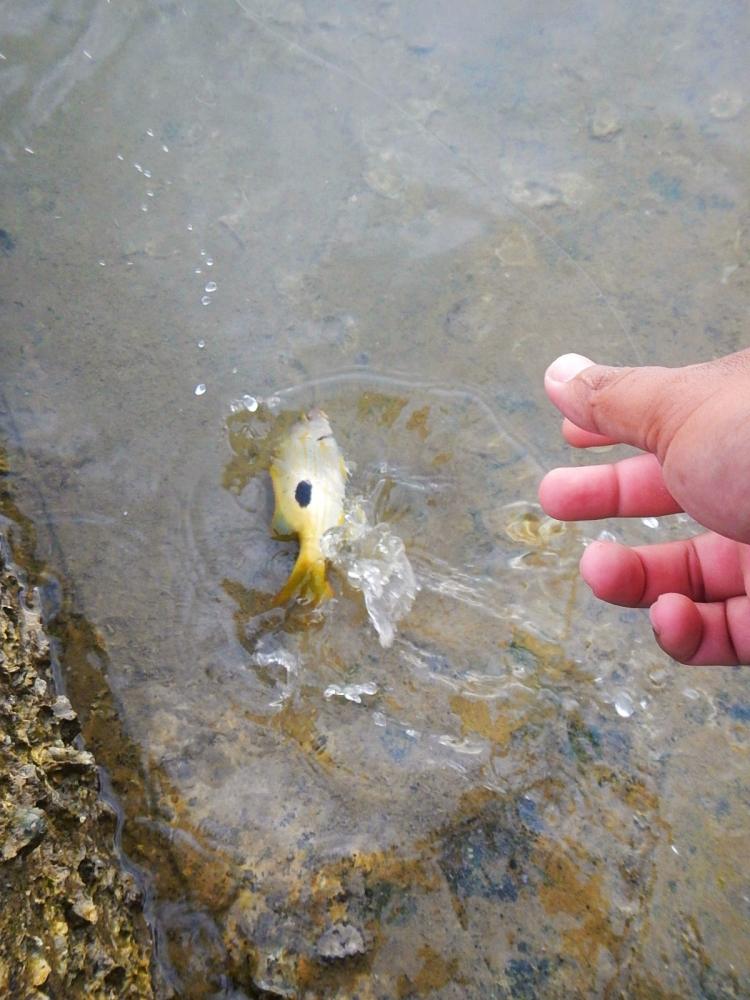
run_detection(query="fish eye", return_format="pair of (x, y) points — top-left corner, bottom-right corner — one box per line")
(294, 480), (312, 508)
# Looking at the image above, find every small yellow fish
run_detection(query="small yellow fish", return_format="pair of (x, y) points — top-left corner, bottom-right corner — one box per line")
(269, 408), (347, 606)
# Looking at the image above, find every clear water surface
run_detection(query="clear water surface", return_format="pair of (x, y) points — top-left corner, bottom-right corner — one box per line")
(1, 1), (749, 996)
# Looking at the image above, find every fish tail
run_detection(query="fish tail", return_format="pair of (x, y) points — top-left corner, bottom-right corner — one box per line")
(272, 546), (333, 607)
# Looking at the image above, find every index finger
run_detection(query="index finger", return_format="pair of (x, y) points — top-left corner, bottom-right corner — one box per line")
(539, 452), (681, 521)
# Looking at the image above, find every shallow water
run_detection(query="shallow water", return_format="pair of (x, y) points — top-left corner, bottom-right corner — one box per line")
(1, 0), (750, 995)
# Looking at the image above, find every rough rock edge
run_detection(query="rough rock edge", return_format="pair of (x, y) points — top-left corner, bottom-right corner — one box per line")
(0, 546), (155, 998)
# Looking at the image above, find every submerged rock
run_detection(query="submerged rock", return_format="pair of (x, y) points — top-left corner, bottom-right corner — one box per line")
(589, 101), (623, 140)
(315, 923), (367, 961)
(0, 547), (154, 997)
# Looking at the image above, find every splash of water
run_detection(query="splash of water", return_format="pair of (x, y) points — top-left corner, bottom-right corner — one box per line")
(322, 498), (417, 648)
(250, 633), (299, 706)
(324, 681), (378, 703)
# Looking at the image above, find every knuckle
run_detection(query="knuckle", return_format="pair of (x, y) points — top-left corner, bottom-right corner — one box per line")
(577, 365), (623, 395)
(576, 365), (683, 457)
(711, 348), (750, 379)
(577, 367), (643, 435)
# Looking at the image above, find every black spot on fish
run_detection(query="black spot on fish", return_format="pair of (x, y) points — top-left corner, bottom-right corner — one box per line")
(295, 480), (312, 508)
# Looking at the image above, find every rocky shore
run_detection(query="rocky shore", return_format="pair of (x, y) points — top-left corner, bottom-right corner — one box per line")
(0, 547), (154, 998)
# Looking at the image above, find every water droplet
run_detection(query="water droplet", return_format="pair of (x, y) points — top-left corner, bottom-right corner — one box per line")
(146, 128), (154, 137)
(205, 257), (214, 266)
(187, 224), (193, 231)
(83, 49), (92, 59)
(134, 163), (143, 172)
(194, 383), (206, 396)
(373, 711), (387, 727)
(200, 249), (206, 256)
(641, 517), (659, 529)
(116, 153), (124, 161)
(123, 510), (128, 516)
(197, 339), (206, 349)
(670, 843), (680, 855)
(195, 268), (202, 274)
(229, 393), (259, 414)
(201, 295), (211, 306)
(146, 190), (154, 198)
(597, 530), (617, 543)
(614, 691), (634, 718)
(140, 204), (148, 212)
(162, 144), (169, 152)
(231, 367), (238, 374)
(143, 169), (152, 178)
(24, 146), (35, 155)
(98, 260), (106, 266)
(204, 281), (217, 293)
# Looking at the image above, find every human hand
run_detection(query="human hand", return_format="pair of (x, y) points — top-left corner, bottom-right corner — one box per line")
(538, 350), (750, 665)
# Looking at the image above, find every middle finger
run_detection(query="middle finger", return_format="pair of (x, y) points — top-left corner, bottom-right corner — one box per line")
(580, 532), (748, 607)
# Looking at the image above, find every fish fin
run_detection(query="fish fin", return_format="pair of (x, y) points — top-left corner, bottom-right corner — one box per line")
(272, 550), (333, 607)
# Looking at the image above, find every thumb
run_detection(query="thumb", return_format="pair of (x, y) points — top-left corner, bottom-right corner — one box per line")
(544, 353), (688, 458)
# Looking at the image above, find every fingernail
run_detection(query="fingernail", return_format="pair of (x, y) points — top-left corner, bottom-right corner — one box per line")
(545, 353), (595, 384)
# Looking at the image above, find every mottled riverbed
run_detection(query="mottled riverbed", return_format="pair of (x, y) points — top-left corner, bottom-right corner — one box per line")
(1, 0), (749, 995)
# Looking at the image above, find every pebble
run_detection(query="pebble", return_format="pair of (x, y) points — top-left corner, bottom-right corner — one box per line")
(72, 892), (99, 924)
(52, 695), (77, 721)
(3, 806), (47, 860)
(28, 952), (51, 986)
(709, 89), (744, 120)
(315, 923), (366, 960)
(589, 101), (623, 139)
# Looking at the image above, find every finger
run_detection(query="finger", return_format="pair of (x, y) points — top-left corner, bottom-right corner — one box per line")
(650, 593), (750, 665)
(539, 453), (681, 521)
(579, 534), (748, 607)
(544, 353), (687, 457)
(562, 418), (618, 449)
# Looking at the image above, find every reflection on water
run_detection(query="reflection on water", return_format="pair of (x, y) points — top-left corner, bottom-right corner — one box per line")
(1, 0), (750, 995)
